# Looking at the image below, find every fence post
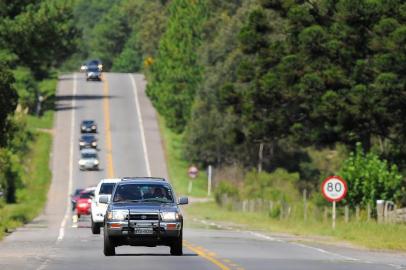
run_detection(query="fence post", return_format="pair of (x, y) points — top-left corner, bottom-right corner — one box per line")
(367, 204), (371, 222)
(355, 205), (360, 222)
(303, 189), (307, 222)
(377, 200), (385, 224)
(344, 205), (349, 223)
(242, 200), (247, 212)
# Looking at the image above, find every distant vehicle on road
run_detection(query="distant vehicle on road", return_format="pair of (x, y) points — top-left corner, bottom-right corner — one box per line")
(91, 178), (122, 234)
(71, 188), (84, 210)
(101, 177), (188, 256)
(79, 134), (97, 150)
(81, 120), (97, 133)
(76, 187), (96, 218)
(78, 149), (99, 171)
(80, 59), (103, 72)
(86, 65), (102, 81)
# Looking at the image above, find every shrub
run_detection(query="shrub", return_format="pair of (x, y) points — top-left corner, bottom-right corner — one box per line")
(214, 180), (240, 204)
(339, 143), (404, 208)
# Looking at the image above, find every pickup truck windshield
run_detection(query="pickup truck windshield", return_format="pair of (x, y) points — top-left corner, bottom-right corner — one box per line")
(113, 183), (174, 203)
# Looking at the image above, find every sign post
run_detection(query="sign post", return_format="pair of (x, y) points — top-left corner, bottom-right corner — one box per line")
(321, 176), (348, 230)
(188, 165), (199, 194)
(207, 165), (212, 197)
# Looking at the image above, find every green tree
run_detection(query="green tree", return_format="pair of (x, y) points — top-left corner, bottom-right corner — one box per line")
(147, 0), (207, 132)
(339, 143), (404, 208)
(0, 66), (18, 147)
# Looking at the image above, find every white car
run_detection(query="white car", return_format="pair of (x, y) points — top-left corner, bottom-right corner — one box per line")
(78, 149), (99, 171)
(90, 178), (121, 234)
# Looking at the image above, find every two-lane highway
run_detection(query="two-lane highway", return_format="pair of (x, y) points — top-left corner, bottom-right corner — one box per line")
(0, 73), (405, 270)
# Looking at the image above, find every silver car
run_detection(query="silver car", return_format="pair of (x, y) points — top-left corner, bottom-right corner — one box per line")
(79, 149), (100, 171)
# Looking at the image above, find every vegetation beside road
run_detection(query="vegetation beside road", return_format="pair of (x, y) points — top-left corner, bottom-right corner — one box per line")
(0, 1), (74, 239)
(158, 116), (208, 197)
(0, 117), (53, 239)
(159, 117), (406, 251)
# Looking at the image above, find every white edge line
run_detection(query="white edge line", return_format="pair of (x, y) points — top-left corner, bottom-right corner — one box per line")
(129, 74), (151, 177)
(57, 72), (76, 242)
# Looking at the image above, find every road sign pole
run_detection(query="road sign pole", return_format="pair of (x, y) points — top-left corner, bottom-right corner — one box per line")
(208, 165), (212, 197)
(188, 180), (193, 194)
(332, 200), (336, 230)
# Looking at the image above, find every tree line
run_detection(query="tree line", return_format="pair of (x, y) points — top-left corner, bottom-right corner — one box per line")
(0, 0), (78, 202)
(73, 0), (406, 207)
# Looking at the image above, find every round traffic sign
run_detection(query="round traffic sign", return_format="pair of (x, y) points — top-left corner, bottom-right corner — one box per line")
(321, 176), (347, 202)
(188, 165), (199, 179)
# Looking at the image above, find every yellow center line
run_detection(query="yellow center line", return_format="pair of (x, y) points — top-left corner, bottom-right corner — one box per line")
(184, 240), (231, 270)
(102, 74), (115, 178)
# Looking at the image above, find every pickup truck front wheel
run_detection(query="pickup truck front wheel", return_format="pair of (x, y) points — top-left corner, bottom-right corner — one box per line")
(170, 231), (183, 256)
(103, 226), (115, 256)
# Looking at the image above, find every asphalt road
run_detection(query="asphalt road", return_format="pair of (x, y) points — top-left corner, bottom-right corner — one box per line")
(0, 73), (405, 270)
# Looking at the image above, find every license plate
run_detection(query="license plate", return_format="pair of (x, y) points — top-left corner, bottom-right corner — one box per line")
(134, 228), (153, 235)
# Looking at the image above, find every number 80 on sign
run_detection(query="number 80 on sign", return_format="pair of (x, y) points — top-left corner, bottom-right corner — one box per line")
(321, 176), (347, 202)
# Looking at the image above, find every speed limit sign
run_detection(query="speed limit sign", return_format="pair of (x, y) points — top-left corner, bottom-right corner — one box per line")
(321, 176), (347, 202)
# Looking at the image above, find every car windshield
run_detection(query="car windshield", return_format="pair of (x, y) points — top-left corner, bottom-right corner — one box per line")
(100, 183), (115, 195)
(79, 191), (93, 199)
(87, 67), (99, 72)
(113, 183), (174, 203)
(73, 189), (83, 196)
(81, 153), (97, 159)
(81, 135), (95, 141)
(83, 121), (94, 125)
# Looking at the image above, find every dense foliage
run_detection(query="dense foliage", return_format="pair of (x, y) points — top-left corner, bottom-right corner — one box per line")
(340, 143), (404, 208)
(0, 0), (78, 202)
(71, 0), (406, 206)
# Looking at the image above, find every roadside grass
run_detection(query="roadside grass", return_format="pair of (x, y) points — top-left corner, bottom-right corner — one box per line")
(157, 116), (208, 197)
(0, 116), (53, 239)
(26, 110), (54, 130)
(186, 201), (406, 251)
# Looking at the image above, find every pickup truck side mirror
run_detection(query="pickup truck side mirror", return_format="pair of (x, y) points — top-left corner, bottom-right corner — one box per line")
(99, 195), (109, 204)
(178, 197), (188, 205)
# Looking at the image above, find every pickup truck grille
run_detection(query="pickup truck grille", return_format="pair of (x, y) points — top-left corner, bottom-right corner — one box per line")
(128, 214), (159, 220)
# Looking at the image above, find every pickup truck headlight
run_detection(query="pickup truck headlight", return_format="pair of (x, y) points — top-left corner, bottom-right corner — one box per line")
(160, 212), (179, 221)
(107, 210), (128, 221)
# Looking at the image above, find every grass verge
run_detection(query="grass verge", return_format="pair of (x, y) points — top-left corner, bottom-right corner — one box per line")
(0, 116), (53, 239)
(157, 115), (208, 197)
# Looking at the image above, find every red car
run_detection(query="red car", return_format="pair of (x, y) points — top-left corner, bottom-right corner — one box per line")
(76, 189), (94, 218)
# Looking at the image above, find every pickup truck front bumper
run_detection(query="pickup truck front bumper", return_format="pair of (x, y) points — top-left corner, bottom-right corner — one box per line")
(105, 220), (182, 246)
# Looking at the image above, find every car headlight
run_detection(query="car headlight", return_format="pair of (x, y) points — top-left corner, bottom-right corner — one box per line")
(78, 160), (86, 165)
(160, 212), (179, 221)
(79, 142), (85, 145)
(91, 125), (96, 129)
(94, 160), (99, 165)
(78, 203), (88, 208)
(92, 142), (97, 146)
(107, 210), (128, 221)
